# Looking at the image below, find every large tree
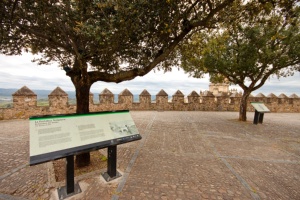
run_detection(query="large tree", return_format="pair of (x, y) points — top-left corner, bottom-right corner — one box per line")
(1, 0), (235, 166)
(181, 0), (300, 121)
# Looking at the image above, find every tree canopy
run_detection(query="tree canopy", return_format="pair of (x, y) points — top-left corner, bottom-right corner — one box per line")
(180, 0), (300, 121)
(1, 0), (235, 82)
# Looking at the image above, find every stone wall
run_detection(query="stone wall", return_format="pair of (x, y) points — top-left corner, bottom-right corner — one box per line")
(0, 86), (299, 120)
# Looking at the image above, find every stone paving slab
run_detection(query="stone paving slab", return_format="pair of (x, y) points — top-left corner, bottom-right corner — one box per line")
(0, 112), (299, 200)
(0, 140), (28, 177)
(0, 164), (50, 200)
(0, 120), (29, 177)
(120, 151), (252, 200)
(226, 159), (300, 199)
(209, 137), (299, 162)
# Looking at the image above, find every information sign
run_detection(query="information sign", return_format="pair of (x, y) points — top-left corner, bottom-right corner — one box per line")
(250, 102), (270, 113)
(29, 110), (141, 165)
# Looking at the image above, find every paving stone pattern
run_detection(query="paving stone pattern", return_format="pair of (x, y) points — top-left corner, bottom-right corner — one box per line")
(0, 112), (299, 200)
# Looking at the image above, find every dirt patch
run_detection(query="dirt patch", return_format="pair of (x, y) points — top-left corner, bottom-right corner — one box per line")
(53, 151), (107, 182)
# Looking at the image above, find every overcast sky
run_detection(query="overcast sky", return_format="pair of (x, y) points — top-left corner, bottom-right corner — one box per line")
(0, 53), (299, 96)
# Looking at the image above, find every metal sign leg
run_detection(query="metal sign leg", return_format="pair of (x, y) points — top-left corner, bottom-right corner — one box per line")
(108, 145), (117, 177)
(102, 145), (122, 182)
(258, 113), (264, 124)
(57, 155), (81, 199)
(66, 155), (75, 194)
(253, 110), (259, 124)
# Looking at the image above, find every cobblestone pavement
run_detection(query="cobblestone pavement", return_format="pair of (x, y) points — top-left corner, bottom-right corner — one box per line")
(0, 112), (299, 200)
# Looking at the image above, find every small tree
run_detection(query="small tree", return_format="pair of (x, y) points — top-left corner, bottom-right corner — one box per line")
(1, 0), (235, 166)
(181, 1), (300, 121)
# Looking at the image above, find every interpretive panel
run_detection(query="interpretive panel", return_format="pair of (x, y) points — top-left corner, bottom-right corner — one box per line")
(251, 102), (270, 113)
(29, 110), (141, 165)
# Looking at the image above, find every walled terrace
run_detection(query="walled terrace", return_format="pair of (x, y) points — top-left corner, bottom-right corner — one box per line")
(0, 86), (299, 120)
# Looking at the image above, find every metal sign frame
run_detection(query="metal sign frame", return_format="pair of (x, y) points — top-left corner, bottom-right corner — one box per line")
(29, 110), (141, 165)
(29, 110), (141, 199)
(251, 102), (270, 124)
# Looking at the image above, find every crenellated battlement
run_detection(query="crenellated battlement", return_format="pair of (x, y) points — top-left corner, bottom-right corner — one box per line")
(0, 86), (299, 120)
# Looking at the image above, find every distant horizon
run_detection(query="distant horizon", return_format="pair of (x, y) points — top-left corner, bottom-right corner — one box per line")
(0, 53), (299, 97)
(0, 85), (299, 97)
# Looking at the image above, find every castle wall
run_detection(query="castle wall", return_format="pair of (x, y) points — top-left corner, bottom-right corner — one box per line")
(0, 86), (299, 120)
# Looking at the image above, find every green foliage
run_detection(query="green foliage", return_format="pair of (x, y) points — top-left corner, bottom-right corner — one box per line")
(181, 1), (300, 91)
(209, 74), (228, 84)
(0, 0), (234, 75)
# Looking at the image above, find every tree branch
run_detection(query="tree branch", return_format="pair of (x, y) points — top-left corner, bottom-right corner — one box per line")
(89, 24), (193, 84)
(24, 27), (70, 51)
(190, 0), (234, 28)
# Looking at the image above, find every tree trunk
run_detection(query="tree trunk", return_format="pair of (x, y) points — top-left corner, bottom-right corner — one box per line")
(67, 58), (93, 168)
(74, 80), (92, 167)
(239, 90), (251, 121)
(75, 83), (90, 114)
